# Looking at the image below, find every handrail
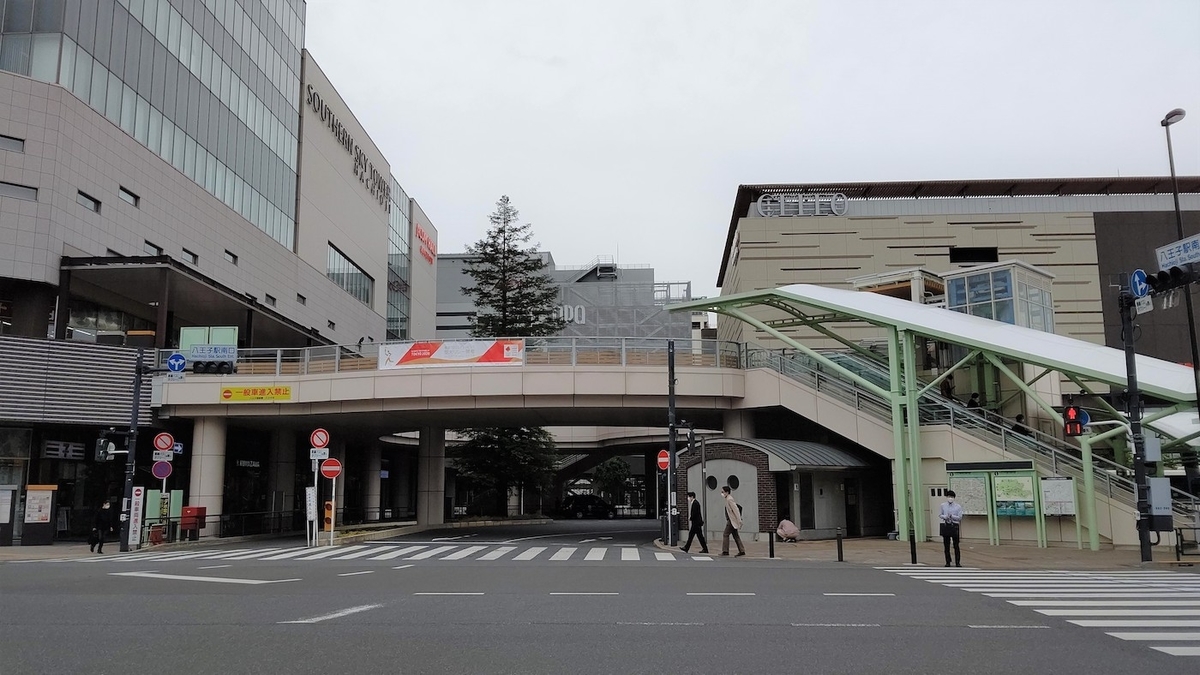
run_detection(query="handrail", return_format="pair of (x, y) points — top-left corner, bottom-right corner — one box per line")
(747, 348), (1197, 523)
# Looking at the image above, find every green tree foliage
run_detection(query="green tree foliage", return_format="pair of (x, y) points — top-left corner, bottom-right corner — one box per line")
(461, 195), (566, 338)
(591, 457), (631, 503)
(455, 426), (558, 515)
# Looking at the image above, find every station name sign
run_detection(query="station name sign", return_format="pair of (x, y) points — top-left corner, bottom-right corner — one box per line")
(756, 193), (848, 217)
(306, 85), (391, 213)
(416, 223), (437, 265)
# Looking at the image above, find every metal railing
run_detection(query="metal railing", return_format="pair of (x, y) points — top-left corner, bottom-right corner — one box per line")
(747, 348), (1198, 524)
(157, 337), (744, 376)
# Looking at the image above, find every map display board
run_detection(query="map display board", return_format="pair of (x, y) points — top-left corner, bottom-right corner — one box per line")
(993, 474), (1036, 517)
(1040, 476), (1076, 516)
(948, 475), (988, 515)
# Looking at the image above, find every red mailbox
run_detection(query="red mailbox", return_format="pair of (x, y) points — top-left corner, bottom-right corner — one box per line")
(180, 506), (207, 531)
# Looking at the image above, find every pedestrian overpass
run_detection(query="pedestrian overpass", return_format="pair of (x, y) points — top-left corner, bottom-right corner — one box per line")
(154, 285), (1200, 549)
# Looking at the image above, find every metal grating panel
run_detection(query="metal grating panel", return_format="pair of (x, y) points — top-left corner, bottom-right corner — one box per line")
(0, 336), (153, 427)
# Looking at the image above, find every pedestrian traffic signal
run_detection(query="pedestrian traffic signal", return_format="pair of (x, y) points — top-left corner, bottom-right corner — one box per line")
(1146, 264), (1199, 295)
(323, 500), (334, 532)
(1063, 405), (1085, 437)
(191, 360), (237, 374)
(94, 438), (115, 461)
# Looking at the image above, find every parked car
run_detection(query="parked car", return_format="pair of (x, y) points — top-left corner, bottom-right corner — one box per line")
(561, 494), (617, 519)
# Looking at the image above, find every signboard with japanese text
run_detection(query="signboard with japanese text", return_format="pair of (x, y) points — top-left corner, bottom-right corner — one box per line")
(379, 339), (525, 369)
(188, 344), (238, 361)
(219, 385), (294, 403)
(1156, 235), (1200, 270)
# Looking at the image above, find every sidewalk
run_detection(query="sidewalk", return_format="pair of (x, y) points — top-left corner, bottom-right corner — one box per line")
(656, 536), (1199, 571)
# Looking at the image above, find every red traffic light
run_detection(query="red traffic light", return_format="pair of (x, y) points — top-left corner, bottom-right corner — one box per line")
(1063, 405), (1084, 437)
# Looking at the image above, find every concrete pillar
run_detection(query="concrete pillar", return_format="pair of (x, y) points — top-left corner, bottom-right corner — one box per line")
(417, 427), (445, 527)
(723, 410), (755, 438)
(333, 440), (346, 524)
(365, 445), (381, 522)
(268, 428), (296, 514)
(188, 417), (226, 536)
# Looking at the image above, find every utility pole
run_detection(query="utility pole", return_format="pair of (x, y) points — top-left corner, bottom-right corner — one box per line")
(118, 349), (145, 553)
(667, 340), (678, 546)
(1119, 291), (1154, 562)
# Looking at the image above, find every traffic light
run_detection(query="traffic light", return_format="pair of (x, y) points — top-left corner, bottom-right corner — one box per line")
(323, 500), (334, 532)
(1063, 405), (1085, 437)
(1146, 264), (1199, 295)
(191, 360), (237, 374)
(94, 438), (114, 461)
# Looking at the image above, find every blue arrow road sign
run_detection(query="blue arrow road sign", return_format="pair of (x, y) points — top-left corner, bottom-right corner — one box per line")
(166, 353), (187, 372)
(1130, 269), (1149, 298)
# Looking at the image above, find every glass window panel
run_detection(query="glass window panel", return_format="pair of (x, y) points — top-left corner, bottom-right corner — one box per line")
(153, 0), (168, 43)
(995, 299), (1014, 324)
(58, 34), (75, 87)
(205, 151), (216, 191)
(105, 2), (125, 77)
(184, 134), (197, 180)
(967, 273), (991, 304)
(177, 18), (190, 67)
(123, 14), (140, 83)
(189, 29), (201, 73)
(1028, 287), (1043, 306)
(33, 0), (65, 32)
(969, 303), (993, 320)
(166, 6), (180, 55)
(72, 46), (91, 99)
(134, 95), (149, 143)
(200, 42), (211, 87)
(93, 0), (112, 64)
(1029, 303), (1044, 331)
(105, 71), (121, 123)
(4, 0), (34, 32)
(119, 84), (136, 134)
(947, 278), (966, 308)
(28, 32), (57, 81)
(128, 0), (143, 22)
(992, 269), (1013, 300)
(0, 33), (31, 76)
(88, 60), (107, 110)
(147, 105), (161, 153)
(157, 114), (171, 160)
(142, 0), (155, 30)
(171, 125), (184, 171)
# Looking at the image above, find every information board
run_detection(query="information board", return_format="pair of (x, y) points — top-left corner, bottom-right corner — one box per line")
(994, 475), (1036, 517)
(948, 475), (988, 515)
(1040, 476), (1076, 516)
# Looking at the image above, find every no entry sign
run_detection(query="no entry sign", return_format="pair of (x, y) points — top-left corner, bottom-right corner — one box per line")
(320, 458), (342, 479)
(153, 432), (175, 452)
(310, 428), (330, 448)
(657, 449), (670, 471)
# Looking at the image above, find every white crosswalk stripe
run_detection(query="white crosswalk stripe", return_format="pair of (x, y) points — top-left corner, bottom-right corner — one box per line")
(476, 546), (515, 561)
(584, 548), (606, 561)
(442, 546), (488, 560)
(621, 548), (639, 561)
(512, 546), (547, 561)
(549, 547), (576, 561)
(879, 567), (1200, 658)
(405, 545), (457, 560)
(368, 545), (426, 560)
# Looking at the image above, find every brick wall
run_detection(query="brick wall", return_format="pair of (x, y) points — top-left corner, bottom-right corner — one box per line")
(675, 441), (775, 532)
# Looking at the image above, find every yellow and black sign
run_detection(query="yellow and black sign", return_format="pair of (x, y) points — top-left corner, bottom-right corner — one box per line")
(219, 386), (293, 403)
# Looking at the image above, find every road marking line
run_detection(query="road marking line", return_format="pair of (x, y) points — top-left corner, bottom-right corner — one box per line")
(550, 592), (619, 595)
(332, 546), (398, 560)
(1012, 600), (1200, 607)
(190, 550), (258, 560)
(1151, 646), (1200, 656)
(196, 564), (231, 570)
(692, 556), (712, 561)
(825, 593), (895, 596)
(550, 547), (577, 561)
(291, 545), (370, 561)
(392, 564), (414, 570)
(687, 592), (755, 596)
(618, 621), (704, 626)
(110, 571), (300, 585)
(220, 549), (287, 560)
(337, 571), (374, 577)
(405, 545), (458, 560)
(1038, 609), (1200, 617)
(442, 546), (488, 560)
(478, 546), (517, 561)
(279, 604), (383, 624)
(1069, 620), (1200, 627)
(369, 546), (427, 560)
(985, 593), (1200, 598)
(967, 625), (1050, 629)
(584, 548), (606, 561)
(655, 552), (675, 561)
(259, 548), (320, 561)
(791, 623), (881, 627)
(513, 546), (547, 561)
(1107, 632), (1200, 641)
(621, 548), (639, 561)
(413, 592), (484, 596)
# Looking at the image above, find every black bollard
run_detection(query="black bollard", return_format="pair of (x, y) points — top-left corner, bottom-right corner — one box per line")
(909, 529), (917, 564)
(769, 531), (775, 559)
(836, 526), (844, 562)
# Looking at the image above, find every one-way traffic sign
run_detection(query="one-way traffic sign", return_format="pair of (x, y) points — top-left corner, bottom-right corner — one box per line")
(1130, 269), (1149, 298)
(166, 353), (187, 372)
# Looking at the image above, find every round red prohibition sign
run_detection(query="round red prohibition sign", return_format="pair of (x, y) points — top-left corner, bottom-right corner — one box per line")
(152, 461), (173, 480)
(320, 458), (342, 479)
(153, 432), (175, 452)
(310, 428), (330, 448)
(656, 450), (670, 471)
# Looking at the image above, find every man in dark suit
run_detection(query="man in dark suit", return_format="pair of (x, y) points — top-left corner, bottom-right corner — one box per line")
(679, 491), (708, 553)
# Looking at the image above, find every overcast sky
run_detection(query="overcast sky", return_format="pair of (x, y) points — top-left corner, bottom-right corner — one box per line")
(305, 0), (1200, 300)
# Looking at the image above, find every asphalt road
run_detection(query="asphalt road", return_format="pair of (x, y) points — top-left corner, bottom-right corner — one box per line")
(2, 520), (1196, 674)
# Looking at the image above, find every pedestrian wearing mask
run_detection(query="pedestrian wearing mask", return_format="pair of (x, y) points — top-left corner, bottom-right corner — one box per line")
(940, 490), (964, 567)
(679, 491), (708, 554)
(720, 486), (745, 557)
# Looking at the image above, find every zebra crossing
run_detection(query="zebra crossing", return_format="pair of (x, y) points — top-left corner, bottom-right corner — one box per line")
(880, 566), (1200, 658)
(19, 542), (714, 566)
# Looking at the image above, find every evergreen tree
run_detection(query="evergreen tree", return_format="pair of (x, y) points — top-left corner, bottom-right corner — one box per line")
(461, 195), (566, 337)
(455, 196), (563, 515)
(591, 457), (631, 504)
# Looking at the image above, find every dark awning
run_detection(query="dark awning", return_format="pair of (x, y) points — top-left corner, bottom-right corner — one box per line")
(721, 438), (872, 471)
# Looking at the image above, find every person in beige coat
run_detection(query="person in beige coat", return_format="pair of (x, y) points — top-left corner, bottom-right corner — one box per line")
(720, 486), (746, 557)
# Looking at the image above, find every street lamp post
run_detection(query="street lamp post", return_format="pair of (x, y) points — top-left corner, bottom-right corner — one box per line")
(1162, 108), (1200, 486)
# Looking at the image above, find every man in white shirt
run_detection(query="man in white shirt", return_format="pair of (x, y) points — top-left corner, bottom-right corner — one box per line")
(939, 490), (964, 568)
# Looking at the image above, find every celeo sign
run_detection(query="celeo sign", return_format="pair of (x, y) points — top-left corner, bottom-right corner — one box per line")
(756, 193), (849, 217)
(305, 85), (391, 213)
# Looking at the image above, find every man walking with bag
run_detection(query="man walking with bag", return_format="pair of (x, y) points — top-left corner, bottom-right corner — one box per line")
(720, 486), (745, 557)
(680, 491), (708, 554)
(940, 490), (964, 567)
